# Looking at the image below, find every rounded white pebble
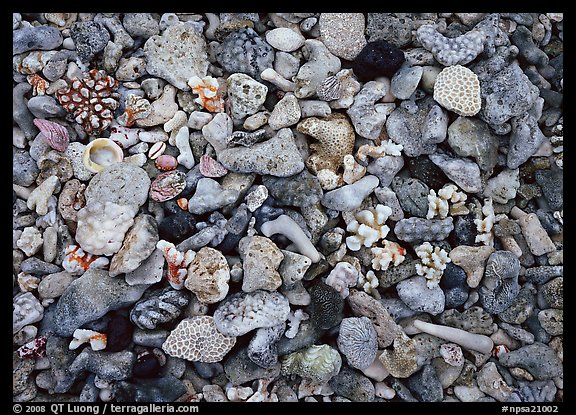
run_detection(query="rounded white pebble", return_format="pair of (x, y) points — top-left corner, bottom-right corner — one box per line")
(265, 28), (306, 52)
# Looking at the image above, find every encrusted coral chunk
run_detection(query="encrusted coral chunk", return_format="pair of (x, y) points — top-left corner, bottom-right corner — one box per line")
(356, 140), (403, 163)
(297, 113), (355, 176)
(55, 69), (120, 135)
(33, 119), (69, 152)
(414, 242), (451, 289)
(433, 65), (481, 117)
(346, 205), (393, 251)
(325, 262), (359, 299)
(16, 336), (47, 359)
(475, 197), (495, 246)
(156, 240), (196, 290)
(337, 317), (378, 370)
(69, 328), (107, 351)
(184, 247), (230, 304)
(27, 73), (49, 96)
(118, 94), (151, 127)
(188, 76), (225, 113)
(163, 316), (236, 362)
(62, 244), (110, 275)
(371, 240), (406, 271)
(17, 272), (40, 293)
(281, 344), (342, 384)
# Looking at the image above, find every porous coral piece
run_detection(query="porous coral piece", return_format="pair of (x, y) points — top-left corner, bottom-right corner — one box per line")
(238, 235), (284, 293)
(281, 344), (342, 384)
(13, 292), (44, 334)
(213, 290), (291, 337)
(16, 336), (47, 359)
(69, 329), (107, 351)
(17, 272), (40, 293)
(474, 197), (495, 246)
(156, 240), (196, 290)
(346, 204), (393, 251)
(75, 201), (138, 256)
(325, 262), (359, 299)
(346, 80), (393, 140)
(162, 316), (236, 363)
(378, 332), (418, 378)
(371, 240), (406, 271)
(187, 76), (224, 113)
(394, 217), (454, 244)
(16, 227), (43, 257)
(55, 69), (120, 135)
(33, 119), (69, 152)
(297, 114), (355, 176)
(117, 94), (151, 127)
(27, 175), (59, 216)
(57, 179), (86, 223)
(130, 287), (189, 330)
(62, 245), (110, 276)
(27, 73), (49, 96)
(285, 309), (310, 339)
(414, 242), (451, 289)
(184, 247), (230, 304)
(149, 170), (186, 203)
(440, 343), (464, 367)
(357, 270), (381, 299)
(433, 65), (481, 116)
(318, 13), (367, 60)
(416, 14), (499, 66)
(337, 317), (378, 370)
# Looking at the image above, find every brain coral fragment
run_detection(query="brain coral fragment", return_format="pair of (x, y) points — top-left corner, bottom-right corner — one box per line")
(346, 204), (393, 251)
(433, 65), (481, 117)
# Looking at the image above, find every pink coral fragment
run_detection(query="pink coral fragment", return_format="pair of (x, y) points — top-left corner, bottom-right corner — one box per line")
(33, 118), (70, 152)
(199, 154), (228, 178)
(156, 240), (195, 290)
(17, 336), (47, 359)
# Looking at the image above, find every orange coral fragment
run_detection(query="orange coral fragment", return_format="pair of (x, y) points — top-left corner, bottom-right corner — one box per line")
(27, 73), (49, 96)
(188, 76), (225, 113)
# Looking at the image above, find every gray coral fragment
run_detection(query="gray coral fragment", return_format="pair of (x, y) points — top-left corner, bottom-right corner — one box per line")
(130, 287), (190, 330)
(394, 217), (454, 244)
(337, 317), (378, 370)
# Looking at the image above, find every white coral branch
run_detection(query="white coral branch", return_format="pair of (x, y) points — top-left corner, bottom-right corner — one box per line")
(415, 242), (451, 289)
(346, 205), (392, 251)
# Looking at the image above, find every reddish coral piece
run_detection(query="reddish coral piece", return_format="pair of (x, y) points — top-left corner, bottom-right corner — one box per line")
(492, 344), (510, 358)
(149, 170), (187, 202)
(17, 336), (47, 359)
(55, 69), (120, 135)
(33, 118), (70, 152)
(188, 76), (225, 113)
(155, 154), (179, 171)
(118, 94), (151, 127)
(62, 244), (110, 275)
(156, 240), (195, 290)
(199, 154), (228, 177)
(27, 73), (49, 96)
(177, 198), (188, 211)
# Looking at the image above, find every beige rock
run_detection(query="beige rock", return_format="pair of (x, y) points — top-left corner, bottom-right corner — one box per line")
(239, 236), (284, 292)
(185, 247), (230, 304)
(449, 245), (495, 288)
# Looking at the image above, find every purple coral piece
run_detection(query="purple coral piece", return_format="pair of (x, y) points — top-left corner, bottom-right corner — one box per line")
(33, 119), (70, 152)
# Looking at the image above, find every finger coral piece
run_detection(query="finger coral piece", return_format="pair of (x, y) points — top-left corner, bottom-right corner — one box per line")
(414, 242), (451, 289)
(297, 113), (355, 175)
(433, 65), (481, 116)
(184, 247), (230, 304)
(27, 175), (59, 216)
(474, 197), (495, 246)
(325, 262), (359, 299)
(149, 170), (186, 202)
(346, 204), (392, 251)
(199, 154), (228, 178)
(163, 316), (236, 362)
(187, 75), (225, 113)
(357, 270), (381, 299)
(281, 344), (342, 384)
(118, 94), (152, 127)
(33, 119), (69, 152)
(62, 244), (110, 276)
(82, 138), (124, 173)
(16, 335), (47, 359)
(75, 201), (138, 256)
(156, 239), (196, 290)
(69, 329), (107, 351)
(55, 69), (120, 135)
(413, 319), (494, 354)
(337, 317), (378, 370)
(260, 214), (322, 263)
(27, 73), (49, 96)
(371, 240), (406, 271)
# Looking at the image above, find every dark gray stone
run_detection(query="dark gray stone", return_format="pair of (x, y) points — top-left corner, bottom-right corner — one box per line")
(407, 364), (443, 402)
(329, 366), (375, 402)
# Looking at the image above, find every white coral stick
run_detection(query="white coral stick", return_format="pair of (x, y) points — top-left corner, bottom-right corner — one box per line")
(413, 319), (494, 354)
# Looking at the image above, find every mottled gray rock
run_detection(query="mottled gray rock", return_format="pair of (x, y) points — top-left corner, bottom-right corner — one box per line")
(366, 155), (404, 187)
(391, 64), (423, 100)
(428, 152), (482, 193)
(507, 98), (546, 169)
(218, 128), (304, 177)
(115, 375), (187, 402)
(535, 168), (563, 211)
(498, 283), (537, 324)
(45, 334), (79, 393)
(130, 287), (189, 330)
(132, 328), (169, 348)
(510, 25), (549, 68)
(515, 380), (557, 403)
(394, 217), (454, 244)
(20, 257), (61, 275)
(247, 323), (285, 369)
(69, 348), (136, 382)
(391, 176), (429, 218)
(188, 178), (239, 215)
(13, 149), (40, 187)
(374, 186), (404, 221)
(293, 39), (341, 99)
(386, 97), (448, 157)
(397, 276), (445, 315)
(447, 116), (499, 173)
(70, 21), (110, 62)
(224, 347), (281, 386)
(346, 81), (391, 140)
(329, 366), (375, 402)
(13, 26), (63, 55)
(366, 13), (414, 47)
(477, 62), (539, 126)
(322, 175), (379, 211)
(498, 343), (562, 380)
(407, 364), (443, 402)
(53, 268), (149, 337)
(262, 170), (323, 208)
(438, 306), (494, 335)
(216, 28), (274, 81)
(123, 13), (160, 39)
(13, 83), (38, 140)
(477, 361), (515, 402)
(479, 251), (520, 314)
(109, 214), (159, 277)
(125, 249), (165, 286)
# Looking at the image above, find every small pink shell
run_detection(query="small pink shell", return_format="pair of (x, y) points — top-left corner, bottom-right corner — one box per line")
(33, 119), (70, 152)
(17, 336), (48, 359)
(150, 170), (187, 202)
(155, 154), (178, 171)
(199, 154), (228, 177)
